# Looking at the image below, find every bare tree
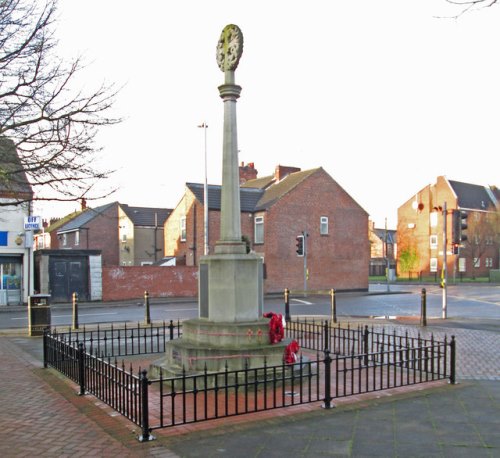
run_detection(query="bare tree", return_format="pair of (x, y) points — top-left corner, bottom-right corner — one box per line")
(0, 0), (121, 207)
(445, 0), (498, 17)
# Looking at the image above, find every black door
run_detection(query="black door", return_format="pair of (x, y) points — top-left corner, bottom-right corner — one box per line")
(49, 257), (89, 302)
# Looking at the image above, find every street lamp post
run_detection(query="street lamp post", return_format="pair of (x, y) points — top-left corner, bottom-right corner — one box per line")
(198, 122), (209, 256)
(442, 202), (448, 319)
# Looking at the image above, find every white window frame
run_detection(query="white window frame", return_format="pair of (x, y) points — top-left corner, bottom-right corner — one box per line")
(430, 235), (438, 249)
(473, 257), (480, 268)
(62, 233), (67, 246)
(75, 231), (80, 246)
(430, 258), (438, 272)
(254, 216), (264, 244)
(180, 216), (187, 242)
(320, 216), (329, 235)
(485, 258), (492, 268)
(430, 212), (438, 228)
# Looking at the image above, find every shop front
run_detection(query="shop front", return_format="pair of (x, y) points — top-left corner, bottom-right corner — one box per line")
(0, 254), (24, 305)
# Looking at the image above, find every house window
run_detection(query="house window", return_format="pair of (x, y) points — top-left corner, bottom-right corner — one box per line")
(180, 216), (186, 242)
(320, 216), (329, 235)
(485, 258), (493, 268)
(75, 231), (79, 246)
(121, 233), (127, 243)
(430, 212), (438, 228)
(473, 257), (480, 268)
(430, 235), (438, 249)
(254, 216), (264, 244)
(62, 234), (67, 246)
(430, 258), (438, 272)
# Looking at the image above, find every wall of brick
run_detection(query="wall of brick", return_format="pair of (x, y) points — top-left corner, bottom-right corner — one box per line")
(52, 203), (120, 266)
(397, 176), (499, 277)
(102, 266), (198, 301)
(255, 169), (369, 292)
(163, 168), (369, 294)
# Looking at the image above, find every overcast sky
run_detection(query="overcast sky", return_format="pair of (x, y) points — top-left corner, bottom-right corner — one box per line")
(35, 0), (500, 229)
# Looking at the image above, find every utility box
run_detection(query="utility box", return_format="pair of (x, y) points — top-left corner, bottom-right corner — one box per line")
(28, 294), (51, 336)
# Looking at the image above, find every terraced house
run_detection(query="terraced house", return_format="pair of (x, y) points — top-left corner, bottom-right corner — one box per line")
(397, 176), (500, 280)
(164, 163), (370, 293)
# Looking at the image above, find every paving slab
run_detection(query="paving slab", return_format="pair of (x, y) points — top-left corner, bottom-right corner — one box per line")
(0, 317), (498, 457)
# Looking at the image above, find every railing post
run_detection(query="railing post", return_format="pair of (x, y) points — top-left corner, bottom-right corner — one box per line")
(363, 325), (369, 366)
(284, 288), (291, 322)
(420, 288), (427, 327)
(72, 292), (79, 330)
(77, 342), (85, 396)
(144, 291), (151, 325)
(449, 335), (456, 385)
(322, 349), (333, 409)
(330, 288), (337, 324)
(138, 370), (155, 442)
(169, 320), (174, 340)
(43, 328), (48, 368)
(323, 320), (329, 351)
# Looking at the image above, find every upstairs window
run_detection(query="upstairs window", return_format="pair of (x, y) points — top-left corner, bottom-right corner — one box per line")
(430, 235), (438, 249)
(75, 231), (80, 246)
(320, 216), (329, 235)
(254, 216), (264, 244)
(180, 216), (186, 242)
(430, 212), (438, 228)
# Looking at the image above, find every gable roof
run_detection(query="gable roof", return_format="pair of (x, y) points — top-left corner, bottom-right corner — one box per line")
(186, 183), (264, 212)
(373, 228), (397, 244)
(45, 211), (83, 233)
(0, 137), (33, 198)
(187, 167), (344, 213)
(251, 168), (321, 211)
(448, 180), (498, 211)
(120, 205), (172, 226)
(57, 202), (117, 233)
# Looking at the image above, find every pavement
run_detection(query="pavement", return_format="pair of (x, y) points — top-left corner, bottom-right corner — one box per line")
(0, 316), (498, 457)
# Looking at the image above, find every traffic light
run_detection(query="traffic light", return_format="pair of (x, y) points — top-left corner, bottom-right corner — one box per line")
(452, 243), (459, 255)
(452, 209), (469, 244)
(295, 234), (304, 256)
(459, 210), (468, 243)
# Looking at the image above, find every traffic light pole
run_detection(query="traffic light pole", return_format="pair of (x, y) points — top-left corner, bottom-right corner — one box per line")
(442, 202), (448, 319)
(303, 231), (308, 292)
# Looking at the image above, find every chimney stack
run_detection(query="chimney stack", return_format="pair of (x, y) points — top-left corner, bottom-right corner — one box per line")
(239, 162), (258, 184)
(274, 165), (301, 182)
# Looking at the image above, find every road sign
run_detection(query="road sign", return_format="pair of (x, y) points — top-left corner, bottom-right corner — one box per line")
(24, 216), (41, 230)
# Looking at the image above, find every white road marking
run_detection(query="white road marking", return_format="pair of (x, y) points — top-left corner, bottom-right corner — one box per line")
(291, 299), (313, 305)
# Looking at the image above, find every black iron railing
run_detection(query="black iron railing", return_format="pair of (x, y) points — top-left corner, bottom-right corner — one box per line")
(43, 319), (456, 442)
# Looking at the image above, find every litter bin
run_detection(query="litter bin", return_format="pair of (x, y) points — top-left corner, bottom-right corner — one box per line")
(28, 294), (51, 336)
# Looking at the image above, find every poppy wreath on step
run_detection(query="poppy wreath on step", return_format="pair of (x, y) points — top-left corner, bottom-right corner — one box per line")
(263, 312), (285, 344)
(284, 339), (300, 364)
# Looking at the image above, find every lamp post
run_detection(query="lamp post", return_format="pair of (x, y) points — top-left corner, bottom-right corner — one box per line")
(442, 202), (448, 319)
(198, 122), (209, 255)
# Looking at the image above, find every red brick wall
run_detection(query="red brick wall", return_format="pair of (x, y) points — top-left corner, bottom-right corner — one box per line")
(164, 168), (369, 293)
(254, 169), (369, 292)
(397, 176), (499, 277)
(102, 266), (198, 301)
(52, 203), (120, 266)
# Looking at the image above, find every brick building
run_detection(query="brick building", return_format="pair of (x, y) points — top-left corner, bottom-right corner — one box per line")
(369, 221), (397, 277)
(397, 176), (499, 279)
(164, 164), (370, 293)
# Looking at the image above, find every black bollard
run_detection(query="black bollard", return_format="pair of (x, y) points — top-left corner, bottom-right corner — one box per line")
(420, 288), (427, 326)
(144, 291), (151, 325)
(72, 292), (79, 330)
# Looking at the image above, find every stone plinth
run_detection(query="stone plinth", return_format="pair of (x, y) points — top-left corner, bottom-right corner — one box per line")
(200, 253), (263, 322)
(150, 318), (288, 377)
